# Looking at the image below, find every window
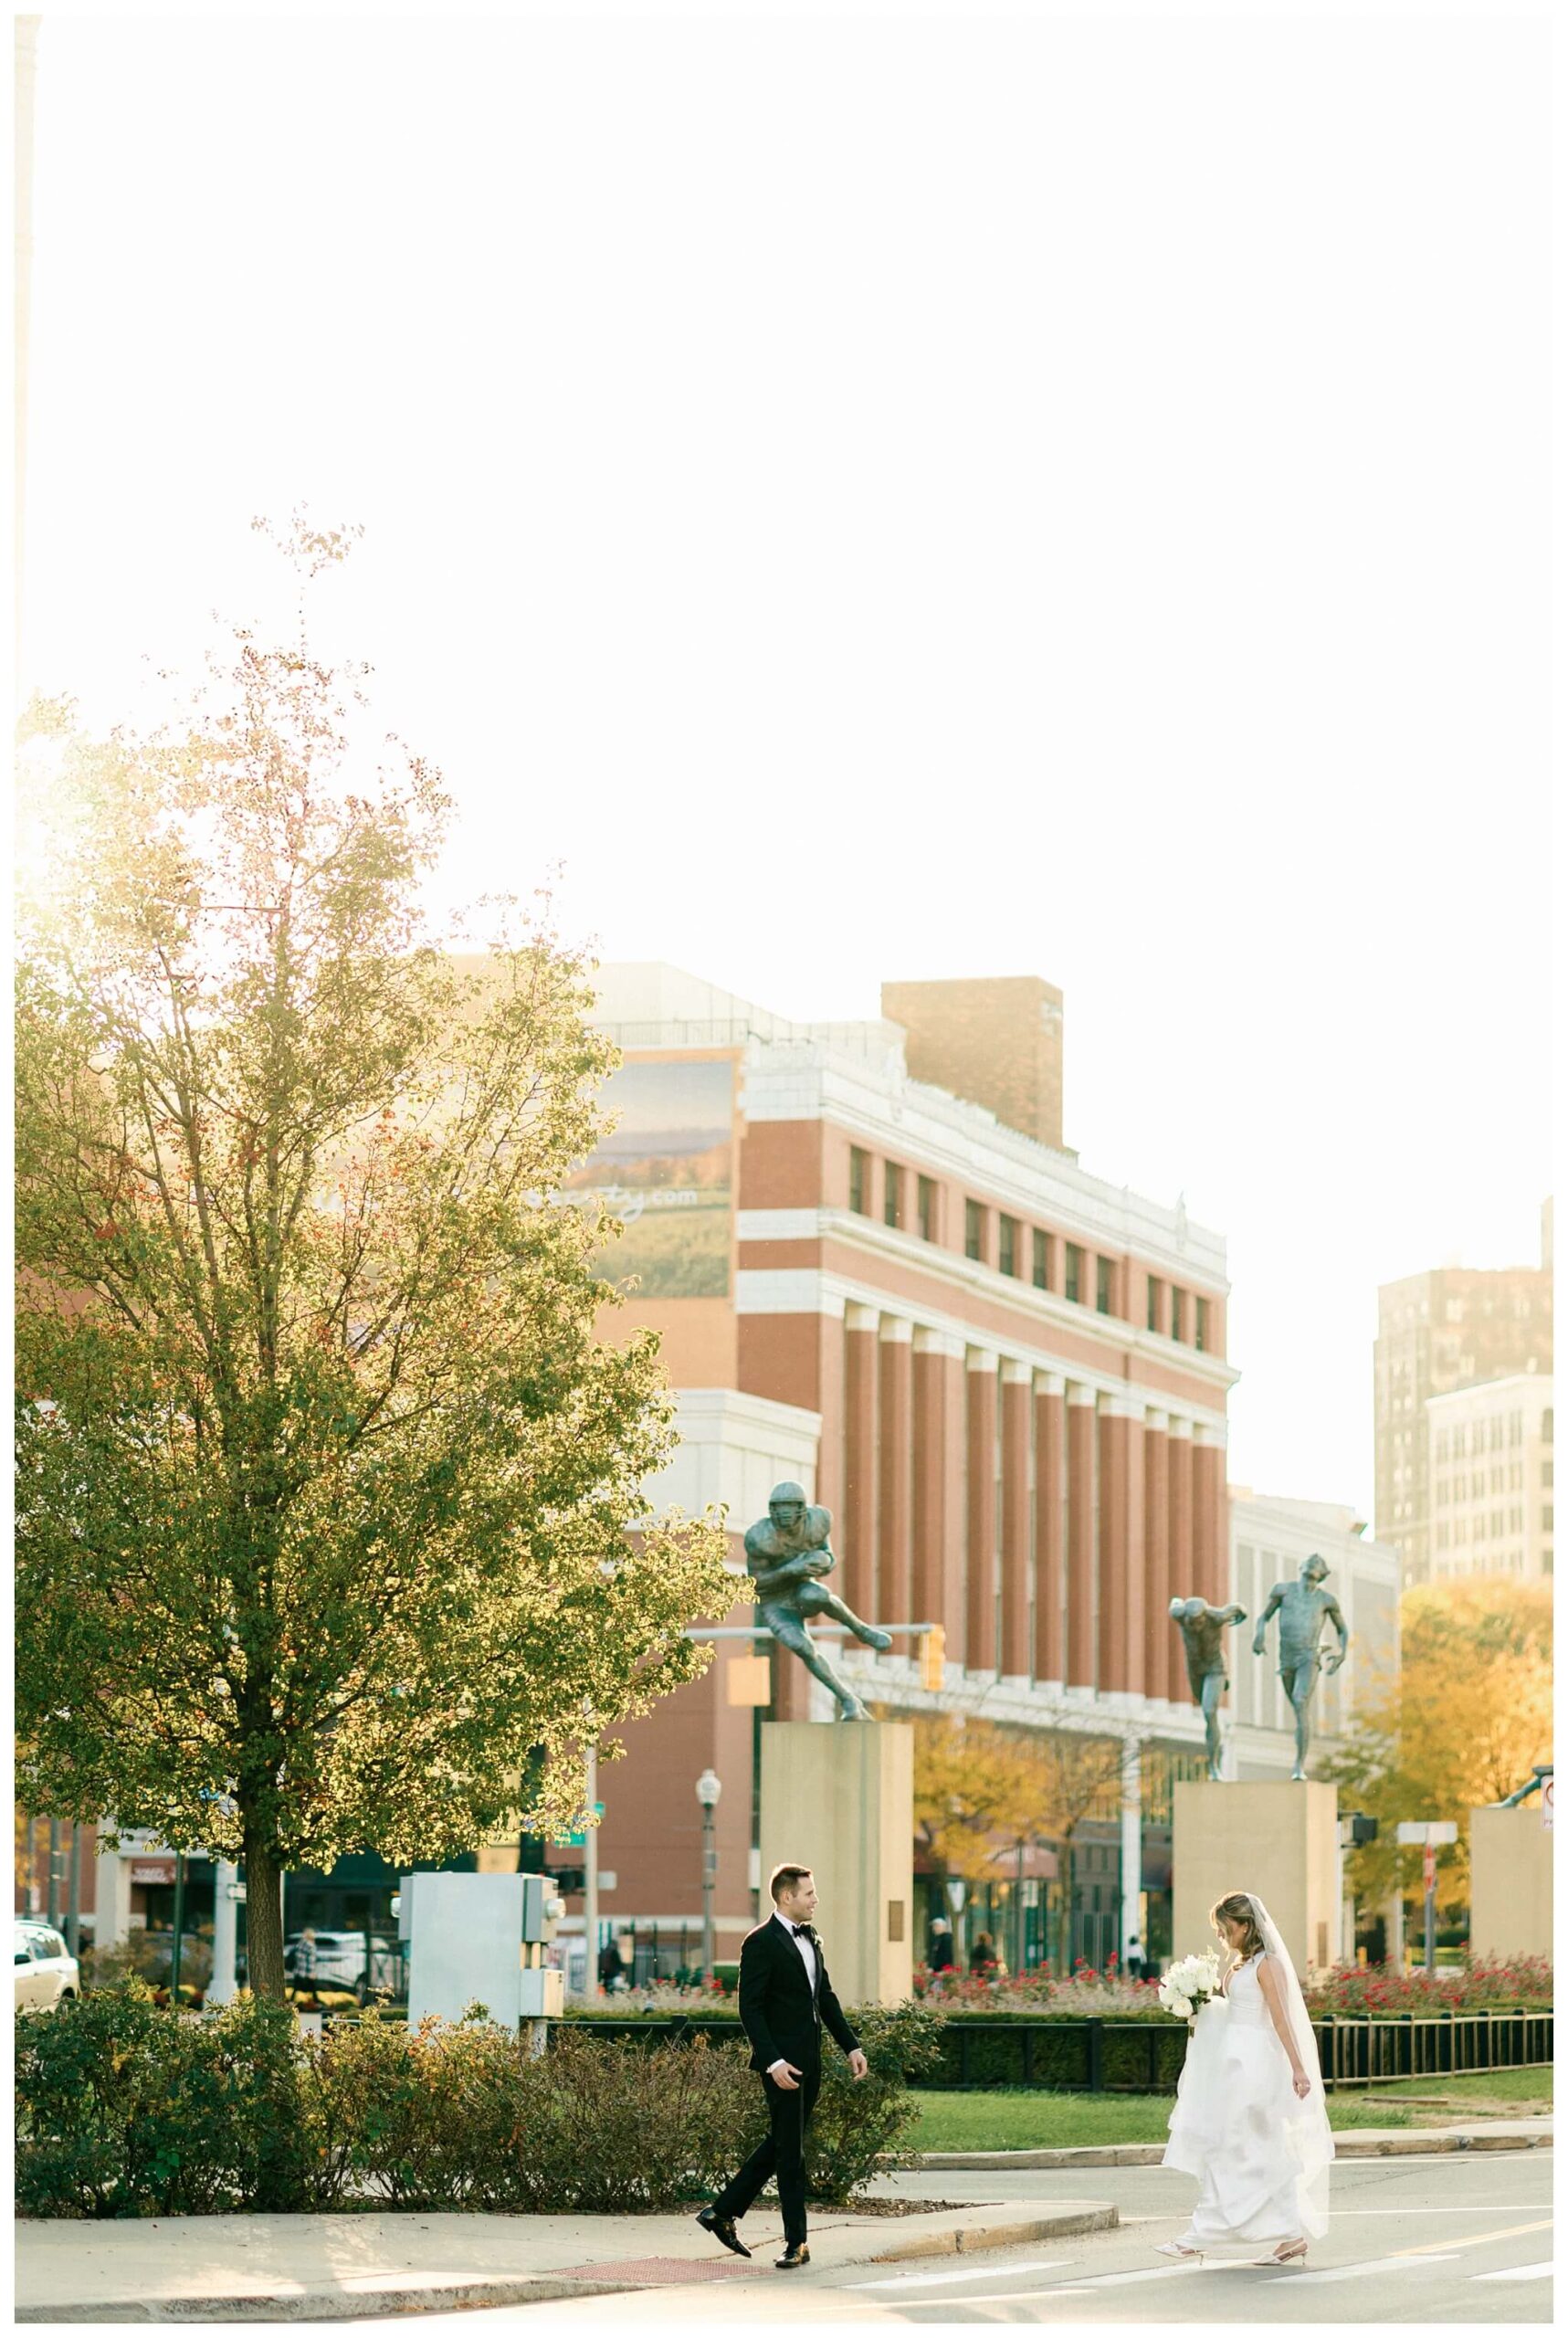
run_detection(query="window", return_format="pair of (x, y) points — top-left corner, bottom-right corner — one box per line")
(1147, 1276), (1161, 1332)
(965, 1199), (985, 1263)
(998, 1215), (1019, 1278)
(1096, 1255), (1113, 1314)
(1544, 1505), (1555, 1533)
(1194, 1296), (1210, 1353)
(1544, 1459), (1555, 1489)
(1170, 1287), (1185, 1343)
(883, 1161), (902, 1230)
(1545, 1409), (1555, 1445)
(917, 1174), (937, 1243)
(849, 1146), (869, 1216)
(1064, 1243), (1083, 1304)
(1032, 1229), (1050, 1290)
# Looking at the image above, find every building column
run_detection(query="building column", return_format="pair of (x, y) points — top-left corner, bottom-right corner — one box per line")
(966, 1348), (999, 1676)
(1193, 1425), (1227, 1611)
(1066, 1385), (1098, 1690)
(1124, 1403), (1146, 1700)
(1173, 1403), (1196, 1683)
(93, 1838), (132, 1948)
(208, 1860), (239, 2005)
(1097, 1405), (1130, 1692)
(1033, 1373), (1066, 1688)
(877, 1317), (914, 1628)
(1142, 1410), (1172, 1701)
(1000, 1362), (1033, 1681)
(842, 1303), (879, 1619)
(1120, 1738), (1142, 1967)
(913, 1329), (966, 1669)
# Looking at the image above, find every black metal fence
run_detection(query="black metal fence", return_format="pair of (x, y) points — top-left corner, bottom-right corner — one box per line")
(548, 2007), (1553, 2094)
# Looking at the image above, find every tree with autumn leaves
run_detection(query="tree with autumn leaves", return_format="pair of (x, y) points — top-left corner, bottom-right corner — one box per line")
(1322, 1577), (1552, 1920)
(910, 1712), (1138, 1973)
(14, 522), (732, 2001)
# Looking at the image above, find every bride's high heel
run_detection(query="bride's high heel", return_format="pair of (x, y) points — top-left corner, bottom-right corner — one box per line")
(1254, 2238), (1308, 2267)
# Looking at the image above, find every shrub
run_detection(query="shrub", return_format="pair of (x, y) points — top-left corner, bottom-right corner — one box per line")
(15, 1983), (312, 2218)
(16, 1991), (939, 2217)
(804, 2001), (946, 2202)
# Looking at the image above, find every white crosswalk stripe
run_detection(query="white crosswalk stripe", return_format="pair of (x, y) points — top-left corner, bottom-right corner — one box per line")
(1470, 2261), (1553, 2284)
(1283, 2253), (1465, 2285)
(848, 2259), (1070, 2290)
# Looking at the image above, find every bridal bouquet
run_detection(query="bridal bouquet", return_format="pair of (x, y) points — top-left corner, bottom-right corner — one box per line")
(1158, 1951), (1223, 2026)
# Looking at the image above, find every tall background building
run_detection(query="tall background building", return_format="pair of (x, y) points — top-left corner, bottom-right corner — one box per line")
(1426, 1373), (1554, 1582)
(1373, 1199), (1553, 1586)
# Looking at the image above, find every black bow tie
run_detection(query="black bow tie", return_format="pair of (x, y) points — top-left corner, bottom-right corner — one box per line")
(792, 1923), (814, 1939)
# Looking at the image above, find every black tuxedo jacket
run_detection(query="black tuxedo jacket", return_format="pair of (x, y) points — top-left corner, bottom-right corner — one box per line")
(736, 1914), (859, 2076)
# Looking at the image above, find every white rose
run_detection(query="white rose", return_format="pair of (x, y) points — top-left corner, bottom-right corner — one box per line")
(1169, 1993), (1193, 2019)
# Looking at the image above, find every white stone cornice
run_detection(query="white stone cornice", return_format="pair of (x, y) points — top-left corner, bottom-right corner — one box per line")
(1067, 1384), (1099, 1408)
(737, 1050), (1228, 1285)
(1144, 1408), (1170, 1435)
(1099, 1392), (1146, 1421)
(736, 1208), (822, 1243)
(966, 1346), (1000, 1373)
(844, 1301), (880, 1333)
(878, 1314), (915, 1343)
(913, 1326), (966, 1358)
(1034, 1371), (1066, 1397)
(1193, 1422), (1229, 1448)
(731, 1264), (1230, 1430)
(783, 1208), (1238, 1389)
(1002, 1359), (1034, 1385)
(1167, 1416), (1195, 1440)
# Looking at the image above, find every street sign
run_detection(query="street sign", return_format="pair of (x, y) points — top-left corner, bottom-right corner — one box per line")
(551, 1802), (605, 1852)
(1395, 1821), (1458, 1845)
(1422, 1844), (1436, 1895)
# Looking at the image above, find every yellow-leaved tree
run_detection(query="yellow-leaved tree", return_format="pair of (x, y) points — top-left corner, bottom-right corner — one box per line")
(1322, 1577), (1552, 1917)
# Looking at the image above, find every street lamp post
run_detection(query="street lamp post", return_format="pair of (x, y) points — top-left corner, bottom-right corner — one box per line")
(696, 1769), (722, 1985)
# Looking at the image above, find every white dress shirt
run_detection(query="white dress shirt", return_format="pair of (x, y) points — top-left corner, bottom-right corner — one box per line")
(773, 1909), (817, 1991)
(766, 1911), (817, 2078)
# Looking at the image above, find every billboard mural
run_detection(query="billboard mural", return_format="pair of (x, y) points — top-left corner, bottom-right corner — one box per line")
(569, 1058), (734, 1299)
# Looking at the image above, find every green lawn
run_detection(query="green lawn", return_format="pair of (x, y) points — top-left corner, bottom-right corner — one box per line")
(910, 2065), (1553, 2154)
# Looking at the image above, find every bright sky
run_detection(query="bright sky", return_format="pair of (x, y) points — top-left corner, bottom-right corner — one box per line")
(20, 4), (1553, 1525)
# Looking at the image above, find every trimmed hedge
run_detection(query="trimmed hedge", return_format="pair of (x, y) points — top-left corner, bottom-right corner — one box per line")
(15, 1985), (944, 2220)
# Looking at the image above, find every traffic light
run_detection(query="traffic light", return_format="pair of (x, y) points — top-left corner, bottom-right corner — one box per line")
(920, 1626), (946, 1692)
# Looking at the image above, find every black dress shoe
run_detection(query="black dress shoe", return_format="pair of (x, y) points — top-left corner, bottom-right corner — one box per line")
(696, 2206), (751, 2258)
(774, 2242), (810, 2270)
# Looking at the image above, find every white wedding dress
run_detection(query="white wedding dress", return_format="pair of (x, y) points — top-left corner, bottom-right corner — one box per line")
(1163, 1948), (1333, 2249)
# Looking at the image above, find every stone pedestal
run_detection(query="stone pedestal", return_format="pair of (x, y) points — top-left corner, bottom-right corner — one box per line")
(1173, 1780), (1341, 1974)
(758, 1721), (913, 2006)
(1469, 1806), (1553, 1959)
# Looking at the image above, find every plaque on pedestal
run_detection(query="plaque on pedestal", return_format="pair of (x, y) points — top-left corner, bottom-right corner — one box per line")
(1173, 1780), (1341, 1974)
(758, 1721), (913, 2006)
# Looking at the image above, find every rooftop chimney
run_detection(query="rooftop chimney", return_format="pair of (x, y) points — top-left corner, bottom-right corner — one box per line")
(880, 975), (1065, 1152)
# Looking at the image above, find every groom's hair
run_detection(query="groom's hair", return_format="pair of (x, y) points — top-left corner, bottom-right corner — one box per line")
(769, 1864), (812, 1902)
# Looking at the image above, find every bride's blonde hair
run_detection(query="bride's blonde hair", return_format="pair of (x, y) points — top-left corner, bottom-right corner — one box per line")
(1210, 1892), (1266, 1960)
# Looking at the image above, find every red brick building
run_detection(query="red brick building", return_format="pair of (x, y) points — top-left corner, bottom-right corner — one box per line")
(571, 964), (1237, 1978)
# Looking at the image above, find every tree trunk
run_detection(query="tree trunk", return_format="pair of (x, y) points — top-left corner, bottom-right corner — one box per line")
(242, 1824), (288, 2003)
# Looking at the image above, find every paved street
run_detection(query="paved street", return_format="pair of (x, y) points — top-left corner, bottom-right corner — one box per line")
(345, 2152), (1552, 2329)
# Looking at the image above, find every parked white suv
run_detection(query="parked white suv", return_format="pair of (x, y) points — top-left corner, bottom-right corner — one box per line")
(14, 1922), (80, 2012)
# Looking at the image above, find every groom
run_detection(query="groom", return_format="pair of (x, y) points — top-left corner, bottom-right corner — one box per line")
(698, 1863), (868, 2270)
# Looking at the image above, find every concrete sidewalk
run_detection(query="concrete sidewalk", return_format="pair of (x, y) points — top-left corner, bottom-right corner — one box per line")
(919, 2114), (1554, 2171)
(15, 2197), (1119, 2322)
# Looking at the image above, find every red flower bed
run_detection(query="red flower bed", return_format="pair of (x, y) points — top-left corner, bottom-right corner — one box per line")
(910, 1954), (1552, 2017)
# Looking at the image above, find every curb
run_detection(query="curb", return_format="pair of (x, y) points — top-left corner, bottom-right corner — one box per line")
(921, 2126), (1553, 2172)
(16, 2278), (632, 2325)
(16, 2204), (1121, 2323)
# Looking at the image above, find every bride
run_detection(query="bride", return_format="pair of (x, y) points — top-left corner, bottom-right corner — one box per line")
(1158, 1891), (1333, 2266)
